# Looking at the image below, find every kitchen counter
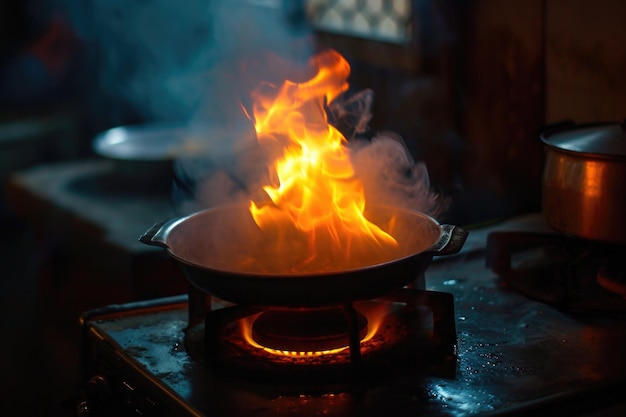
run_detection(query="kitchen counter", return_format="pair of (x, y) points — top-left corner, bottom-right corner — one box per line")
(81, 214), (626, 416)
(5, 159), (187, 304)
(6, 159), (176, 252)
(8, 159), (626, 415)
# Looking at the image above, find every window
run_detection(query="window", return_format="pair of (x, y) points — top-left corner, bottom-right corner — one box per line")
(306, 0), (413, 44)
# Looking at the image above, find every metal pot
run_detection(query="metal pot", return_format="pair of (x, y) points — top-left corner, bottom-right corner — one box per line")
(93, 123), (195, 161)
(540, 121), (626, 243)
(140, 204), (468, 307)
(92, 123), (186, 190)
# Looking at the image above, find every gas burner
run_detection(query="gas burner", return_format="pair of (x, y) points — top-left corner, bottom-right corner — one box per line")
(486, 231), (626, 314)
(597, 256), (626, 298)
(248, 307), (369, 353)
(183, 286), (457, 383)
(78, 249), (626, 417)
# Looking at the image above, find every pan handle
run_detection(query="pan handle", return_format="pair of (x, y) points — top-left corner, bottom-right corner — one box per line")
(138, 217), (182, 248)
(429, 225), (469, 256)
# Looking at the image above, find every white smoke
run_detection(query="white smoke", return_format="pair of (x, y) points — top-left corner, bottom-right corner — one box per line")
(77, 0), (446, 218)
(177, 86), (447, 218)
(351, 132), (447, 218)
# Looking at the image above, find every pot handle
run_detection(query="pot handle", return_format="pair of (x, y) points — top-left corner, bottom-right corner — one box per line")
(429, 225), (468, 256)
(139, 217), (182, 249)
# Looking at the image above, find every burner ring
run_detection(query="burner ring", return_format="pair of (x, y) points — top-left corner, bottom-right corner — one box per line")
(251, 307), (368, 352)
(597, 262), (626, 298)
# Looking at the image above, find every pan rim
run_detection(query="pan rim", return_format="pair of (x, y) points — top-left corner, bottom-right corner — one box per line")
(164, 203), (443, 278)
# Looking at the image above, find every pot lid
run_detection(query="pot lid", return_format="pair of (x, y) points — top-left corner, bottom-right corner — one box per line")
(541, 121), (626, 157)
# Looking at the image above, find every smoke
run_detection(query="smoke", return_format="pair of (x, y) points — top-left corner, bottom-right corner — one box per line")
(81, 0), (311, 122)
(179, 84), (447, 219)
(73, 0), (446, 218)
(351, 132), (447, 218)
(330, 88), (448, 217)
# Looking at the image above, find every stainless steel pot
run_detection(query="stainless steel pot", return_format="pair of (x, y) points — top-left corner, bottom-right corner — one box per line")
(140, 204), (468, 307)
(540, 121), (626, 243)
(92, 123), (186, 188)
(92, 123), (222, 193)
(93, 123), (192, 161)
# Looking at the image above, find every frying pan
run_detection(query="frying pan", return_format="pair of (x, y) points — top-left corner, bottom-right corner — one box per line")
(140, 204), (468, 307)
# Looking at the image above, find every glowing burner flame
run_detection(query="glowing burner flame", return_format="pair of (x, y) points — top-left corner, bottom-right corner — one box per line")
(240, 305), (386, 358)
(247, 50), (398, 269)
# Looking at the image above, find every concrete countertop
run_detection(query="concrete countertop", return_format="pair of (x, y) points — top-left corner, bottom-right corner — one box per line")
(5, 158), (188, 303)
(6, 158), (177, 253)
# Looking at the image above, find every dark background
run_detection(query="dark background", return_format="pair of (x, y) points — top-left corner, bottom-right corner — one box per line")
(1, 0), (625, 415)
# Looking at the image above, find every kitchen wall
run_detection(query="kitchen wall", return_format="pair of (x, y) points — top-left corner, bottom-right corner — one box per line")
(546, 0), (626, 123)
(444, 0), (626, 224)
(458, 0), (544, 224)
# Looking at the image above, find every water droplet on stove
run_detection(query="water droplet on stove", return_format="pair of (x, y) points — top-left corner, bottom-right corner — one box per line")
(458, 316), (466, 321)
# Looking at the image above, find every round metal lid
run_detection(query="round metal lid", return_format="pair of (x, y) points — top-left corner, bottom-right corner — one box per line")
(541, 121), (626, 157)
(93, 124), (189, 161)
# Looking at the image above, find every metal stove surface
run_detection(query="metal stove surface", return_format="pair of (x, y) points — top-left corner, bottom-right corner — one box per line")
(81, 215), (626, 416)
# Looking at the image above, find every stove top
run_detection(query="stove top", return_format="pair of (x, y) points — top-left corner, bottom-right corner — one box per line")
(79, 217), (626, 416)
(78, 218), (626, 417)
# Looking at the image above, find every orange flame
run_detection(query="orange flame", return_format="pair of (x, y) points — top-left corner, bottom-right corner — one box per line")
(248, 50), (397, 267)
(240, 306), (386, 358)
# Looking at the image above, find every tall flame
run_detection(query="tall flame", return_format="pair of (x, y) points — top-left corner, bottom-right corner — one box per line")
(248, 50), (397, 269)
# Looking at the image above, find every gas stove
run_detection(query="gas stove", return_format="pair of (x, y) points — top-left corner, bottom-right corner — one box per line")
(487, 230), (626, 314)
(80, 289), (457, 417)
(78, 214), (626, 417)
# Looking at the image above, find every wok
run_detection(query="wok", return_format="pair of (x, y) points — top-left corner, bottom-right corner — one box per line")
(140, 204), (468, 307)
